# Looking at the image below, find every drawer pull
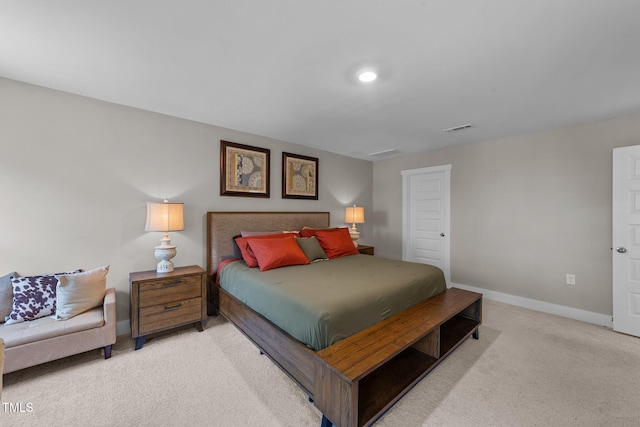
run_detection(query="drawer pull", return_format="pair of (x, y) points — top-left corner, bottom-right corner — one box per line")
(164, 303), (183, 311)
(161, 281), (182, 288)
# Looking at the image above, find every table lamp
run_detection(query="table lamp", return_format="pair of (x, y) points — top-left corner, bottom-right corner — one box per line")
(145, 199), (184, 273)
(344, 205), (365, 247)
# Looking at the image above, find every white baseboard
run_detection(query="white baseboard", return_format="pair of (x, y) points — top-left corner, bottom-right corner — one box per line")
(451, 282), (613, 328)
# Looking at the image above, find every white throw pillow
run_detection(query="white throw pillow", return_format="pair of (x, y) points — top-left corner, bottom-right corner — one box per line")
(55, 265), (109, 320)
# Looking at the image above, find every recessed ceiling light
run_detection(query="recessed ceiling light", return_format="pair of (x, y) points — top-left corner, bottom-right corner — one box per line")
(358, 71), (377, 83)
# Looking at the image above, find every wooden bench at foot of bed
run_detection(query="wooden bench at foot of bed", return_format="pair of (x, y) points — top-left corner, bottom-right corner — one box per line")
(314, 287), (482, 427)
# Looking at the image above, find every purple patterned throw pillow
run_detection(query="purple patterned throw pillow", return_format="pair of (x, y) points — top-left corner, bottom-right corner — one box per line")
(5, 270), (82, 324)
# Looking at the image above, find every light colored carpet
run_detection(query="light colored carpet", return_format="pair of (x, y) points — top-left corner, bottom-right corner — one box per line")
(2, 299), (640, 426)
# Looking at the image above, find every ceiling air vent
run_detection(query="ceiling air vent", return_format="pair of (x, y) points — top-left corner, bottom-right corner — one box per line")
(368, 148), (399, 157)
(443, 123), (472, 133)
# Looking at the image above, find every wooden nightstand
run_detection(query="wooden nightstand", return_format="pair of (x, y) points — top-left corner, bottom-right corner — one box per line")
(357, 245), (374, 255)
(130, 265), (207, 350)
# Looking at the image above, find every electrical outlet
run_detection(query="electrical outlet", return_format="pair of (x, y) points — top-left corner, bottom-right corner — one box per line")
(566, 274), (576, 285)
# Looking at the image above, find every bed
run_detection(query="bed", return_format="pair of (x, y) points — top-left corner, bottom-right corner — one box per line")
(207, 211), (481, 427)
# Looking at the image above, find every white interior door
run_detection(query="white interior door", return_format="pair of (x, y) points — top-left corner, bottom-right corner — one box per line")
(613, 145), (640, 337)
(402, 165), (451, 285)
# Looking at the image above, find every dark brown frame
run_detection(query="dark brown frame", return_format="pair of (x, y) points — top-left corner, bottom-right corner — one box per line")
(220, 140), (270, 198)
(282, 152), (318, 200)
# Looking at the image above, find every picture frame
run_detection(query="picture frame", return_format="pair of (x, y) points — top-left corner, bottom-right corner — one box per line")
(220, 140), (270, 198)
(282, 152), (319, 200)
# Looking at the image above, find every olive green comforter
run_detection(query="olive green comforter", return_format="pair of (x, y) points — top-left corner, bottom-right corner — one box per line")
(219, 254), (446, 351)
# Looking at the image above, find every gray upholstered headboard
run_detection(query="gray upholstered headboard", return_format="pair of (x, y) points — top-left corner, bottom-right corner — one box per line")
(206, 211), (330, 278)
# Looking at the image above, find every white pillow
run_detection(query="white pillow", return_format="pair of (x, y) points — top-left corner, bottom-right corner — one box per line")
(55, 265), (109, 320)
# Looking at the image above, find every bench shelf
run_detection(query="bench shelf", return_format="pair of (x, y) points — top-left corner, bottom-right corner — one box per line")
(315, 287), (482, 427)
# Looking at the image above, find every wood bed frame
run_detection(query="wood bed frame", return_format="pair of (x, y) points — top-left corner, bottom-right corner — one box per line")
(207, 211), (482, 427)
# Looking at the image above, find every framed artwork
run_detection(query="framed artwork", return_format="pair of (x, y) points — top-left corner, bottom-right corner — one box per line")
(220, 140), (270, 198)
(282, 152), (318, 200)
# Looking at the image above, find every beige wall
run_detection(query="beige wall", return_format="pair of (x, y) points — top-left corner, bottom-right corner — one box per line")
(373, 113), (640, 316)
(0, 78), (373, 332)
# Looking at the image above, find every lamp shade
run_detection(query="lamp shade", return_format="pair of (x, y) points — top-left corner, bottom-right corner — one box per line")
(344, 206), (365, 224)
(145, 202), (184, 232)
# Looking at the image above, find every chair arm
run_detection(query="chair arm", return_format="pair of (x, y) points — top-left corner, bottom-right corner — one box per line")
(1, 337), (4, 399)
(103, 288), (117, 343)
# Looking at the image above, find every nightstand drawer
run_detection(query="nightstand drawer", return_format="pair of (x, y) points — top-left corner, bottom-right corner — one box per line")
(138, 297), (202, 334)
(138, 275), (201, 308)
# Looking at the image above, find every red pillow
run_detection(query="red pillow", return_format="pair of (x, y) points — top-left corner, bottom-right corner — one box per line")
(234, 236), (259, 268)
(246, 235), (310, 271)
(235, 233), (297, 268)
(315, 228), (359, 258)
(299, 227), (339, 238)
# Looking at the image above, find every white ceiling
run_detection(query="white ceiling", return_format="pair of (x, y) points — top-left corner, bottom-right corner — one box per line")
(2, 1), (640, 161)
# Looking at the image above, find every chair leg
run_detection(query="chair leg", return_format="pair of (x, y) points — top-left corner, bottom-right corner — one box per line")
(104, 345), (112, 359)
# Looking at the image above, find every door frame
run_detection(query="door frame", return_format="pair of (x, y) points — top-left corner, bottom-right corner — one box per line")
(402, 164), (451, 285)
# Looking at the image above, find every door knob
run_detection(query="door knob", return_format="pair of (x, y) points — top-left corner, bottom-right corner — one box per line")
(440, 233), (445, 237)
(617, 247), (627, 253)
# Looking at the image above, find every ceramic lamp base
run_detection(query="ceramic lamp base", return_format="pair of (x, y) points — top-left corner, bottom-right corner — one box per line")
(154, 242), (177, 274)
(349, 229), (360, 247)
